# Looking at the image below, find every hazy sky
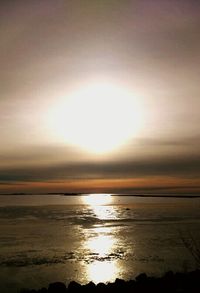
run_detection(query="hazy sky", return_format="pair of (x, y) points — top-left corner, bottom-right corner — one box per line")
(0, 0), (200, 194)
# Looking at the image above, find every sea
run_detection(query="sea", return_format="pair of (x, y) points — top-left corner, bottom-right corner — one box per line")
(0, 194), (199, 293)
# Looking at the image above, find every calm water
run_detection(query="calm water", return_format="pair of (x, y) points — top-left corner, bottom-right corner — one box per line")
(0, 194), (200, 293)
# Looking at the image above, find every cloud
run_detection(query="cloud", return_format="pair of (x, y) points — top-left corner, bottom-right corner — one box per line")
(134, 136), (200, 147)
(0, 155), (199, 183)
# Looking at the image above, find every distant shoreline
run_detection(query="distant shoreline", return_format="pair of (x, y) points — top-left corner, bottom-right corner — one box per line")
(0, 193), (200, 198)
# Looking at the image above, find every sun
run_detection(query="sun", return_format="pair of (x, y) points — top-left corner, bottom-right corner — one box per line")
(48, 82), (143, 153)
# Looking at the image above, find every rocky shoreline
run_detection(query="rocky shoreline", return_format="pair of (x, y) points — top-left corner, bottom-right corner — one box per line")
(20, 270), (200, 293)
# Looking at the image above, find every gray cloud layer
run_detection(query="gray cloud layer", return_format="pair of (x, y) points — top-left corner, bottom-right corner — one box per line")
(0, 155), (199, 183)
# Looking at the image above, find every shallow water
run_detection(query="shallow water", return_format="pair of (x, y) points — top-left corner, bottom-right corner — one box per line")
(0, 195), (200, 292)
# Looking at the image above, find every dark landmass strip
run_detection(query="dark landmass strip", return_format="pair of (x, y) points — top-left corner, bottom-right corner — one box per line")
(114, 194), (200, 198)
(20, 270), (200, 293)
(1, 193), (200, 198)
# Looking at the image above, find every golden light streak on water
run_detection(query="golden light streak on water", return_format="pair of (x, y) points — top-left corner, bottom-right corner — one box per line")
(87, 260), (119, 284)
(83, 194), (120, 283)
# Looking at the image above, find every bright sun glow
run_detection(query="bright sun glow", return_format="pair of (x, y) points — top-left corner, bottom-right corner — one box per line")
(83, 194), (112, 206)
(48, 82), (143, 153)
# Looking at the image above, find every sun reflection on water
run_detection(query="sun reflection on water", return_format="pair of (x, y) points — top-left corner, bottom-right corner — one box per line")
(83, 194), (121, 284)
(87, 260), (119, 284)
(86, 234), (115, 258)
(85, 232), (120, 284)
(82, 194), (117, 220)
(92, 205), (118, 220)
(83, 194), (112, 206)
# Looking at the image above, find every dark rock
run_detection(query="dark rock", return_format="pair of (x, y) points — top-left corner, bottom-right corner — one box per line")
(38, 288), (48, 293)
(96, 282), (107, 292)
(20, 288), (37, 293)
(20, 269), (200, 293)
(82, 281), (96, 292)
(163, 270), (174, 279)
(114, 278), (126, 290)
(136, 273), (147, 283)
(68, 280), (82, 292)
(48, 282), (66, 293)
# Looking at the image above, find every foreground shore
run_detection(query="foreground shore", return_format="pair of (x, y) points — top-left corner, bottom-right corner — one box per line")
(20, 270), (200, 293)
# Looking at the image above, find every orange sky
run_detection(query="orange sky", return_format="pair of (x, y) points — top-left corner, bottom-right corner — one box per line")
(1, 176), (200, 195)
